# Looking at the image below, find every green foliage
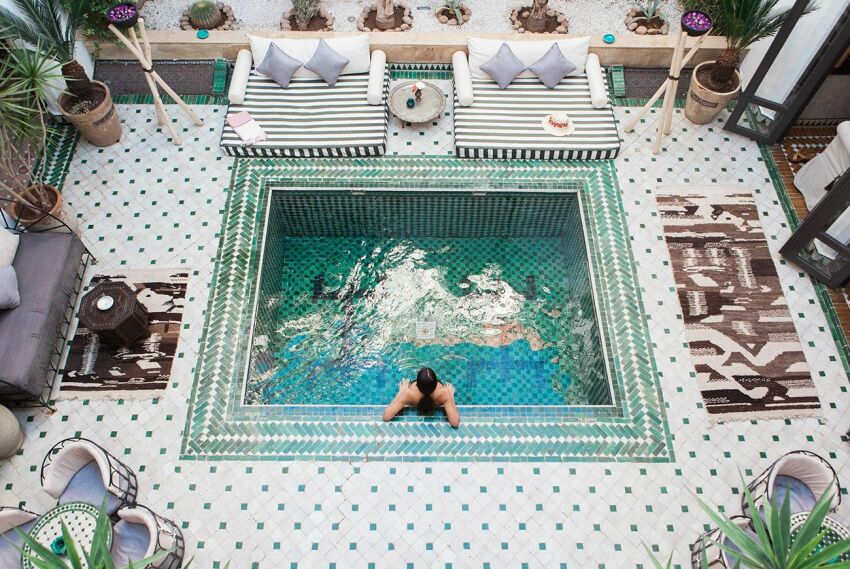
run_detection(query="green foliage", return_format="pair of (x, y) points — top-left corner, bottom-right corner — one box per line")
(16, 502), (172, 569)
(189, 0), (222, 29)
(678, 0), (725, 33)
(443, 0), (464, 23)
(61, 0), (132, 42)
(693, 476), (850, 568)
(0, 0), (89, 64)
(718, 0), (816, 55)
(293, 0), (320, 29)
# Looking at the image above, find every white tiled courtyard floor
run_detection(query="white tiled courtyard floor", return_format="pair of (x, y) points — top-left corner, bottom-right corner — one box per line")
(2, 97), (849, 568)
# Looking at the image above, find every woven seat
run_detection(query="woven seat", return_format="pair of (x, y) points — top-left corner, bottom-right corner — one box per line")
(41, 438), (138, 517)
(111, 505), (185, 569)
(743, 450), (840, 517)
(0, 507), (39, 567)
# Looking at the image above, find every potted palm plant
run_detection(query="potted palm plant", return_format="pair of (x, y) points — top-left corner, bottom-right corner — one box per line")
(678, 476), (850, 568)
(0, 0), (122, 146)
(685, 0), (816, 124)
(0, 42), (67, 224)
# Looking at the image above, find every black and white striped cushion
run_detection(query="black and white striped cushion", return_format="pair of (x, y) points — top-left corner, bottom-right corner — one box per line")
(221, 71), (390, 158)
(453, 72), (620, 160)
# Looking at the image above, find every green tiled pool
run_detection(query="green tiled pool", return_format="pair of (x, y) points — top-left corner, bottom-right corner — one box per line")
(183, 158), (672, 461)
(247, 191), (612, 408)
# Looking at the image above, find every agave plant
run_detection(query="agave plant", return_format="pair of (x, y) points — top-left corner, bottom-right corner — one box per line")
(634, 0), (664, 21)
(691, 476), (850, 568)
(708, 0), (817, 91)
(293, 0), (320, 30)
(15, 502), (171, 569)
(442, 0), (464, 23)
(0, 0), (97, 104)
(0, 41), (62, 208)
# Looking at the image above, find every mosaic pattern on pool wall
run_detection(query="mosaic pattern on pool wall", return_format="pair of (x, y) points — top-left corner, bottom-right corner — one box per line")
(182, 157), (673, 462)
(248, 191), (612, 410)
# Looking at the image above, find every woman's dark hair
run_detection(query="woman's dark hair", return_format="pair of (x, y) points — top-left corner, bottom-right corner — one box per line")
(416, 367), (438, 394)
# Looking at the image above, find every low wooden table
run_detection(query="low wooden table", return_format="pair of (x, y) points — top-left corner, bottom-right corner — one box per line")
(389, 80), (446, 125)
(21, 502), (112, 568)
(78, 281), (149, 346)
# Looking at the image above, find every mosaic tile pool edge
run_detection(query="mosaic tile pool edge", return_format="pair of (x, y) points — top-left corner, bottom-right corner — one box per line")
(181, 157), (674, 463)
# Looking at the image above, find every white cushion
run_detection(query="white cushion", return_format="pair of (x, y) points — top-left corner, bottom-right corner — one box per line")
(452, 51), (474, 107)
(228, 49), (253, 105)
(0, 229), (19, 266)
(585, 53), (608, 108)
(367, 49), (387, 105)
(467, 36), (591, 81)
(247, 34), (371, 80)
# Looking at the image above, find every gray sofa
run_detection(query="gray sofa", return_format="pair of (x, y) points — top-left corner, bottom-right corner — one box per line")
(0, 200), (89, 406)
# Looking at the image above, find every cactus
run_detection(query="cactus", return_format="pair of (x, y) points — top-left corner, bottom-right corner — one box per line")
(293, 0), (320, 30)
(189, 0), (223, 29)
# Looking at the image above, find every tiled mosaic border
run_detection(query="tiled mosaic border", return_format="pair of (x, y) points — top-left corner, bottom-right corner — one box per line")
(181, 157), (673, 462)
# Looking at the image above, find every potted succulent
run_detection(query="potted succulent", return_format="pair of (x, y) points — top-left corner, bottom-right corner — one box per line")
(436, 0), (470, 26)
(646, 477), (850, 568)
(625, 1), (668, 35)
(282, 0), (334, 31)
(685, 0), (816, 124)
(0, 43), (67, 224)
(180, 0), (235, 30)
(0, 0), (122, 147)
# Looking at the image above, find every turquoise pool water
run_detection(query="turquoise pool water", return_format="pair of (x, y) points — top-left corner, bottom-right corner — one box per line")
(246, 191), (611, 407)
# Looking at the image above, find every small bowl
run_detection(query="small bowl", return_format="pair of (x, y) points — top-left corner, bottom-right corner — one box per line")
(681, 10), (712, 36)
(50, 536), (67, 556)
(197, 29), (210, 39)
(602, 33), (616, 44)
(97, 295), (115, 311)
(106, 2), (139, 30)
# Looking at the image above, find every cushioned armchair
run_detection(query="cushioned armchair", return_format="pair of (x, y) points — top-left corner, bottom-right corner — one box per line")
(0, 506), (40, 566)
(111, 505), (185, 569)
(743, 450), (840, 516)
(41, 438), (139, 516)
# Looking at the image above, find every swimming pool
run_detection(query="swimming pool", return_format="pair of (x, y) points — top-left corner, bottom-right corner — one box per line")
(245, 190), (613, 408)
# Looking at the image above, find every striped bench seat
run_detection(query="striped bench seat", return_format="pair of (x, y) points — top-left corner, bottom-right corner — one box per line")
(454, 72), (620, 160)
(221, 71), (390, 158)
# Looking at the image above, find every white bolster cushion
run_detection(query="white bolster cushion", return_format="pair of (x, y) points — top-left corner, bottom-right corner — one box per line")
(452, 51), (474, 107)
(585, 54), (607, 109)
(367, 50), (387, 106)
(229, 49), (253, 105)
(838, 120), (850, 151)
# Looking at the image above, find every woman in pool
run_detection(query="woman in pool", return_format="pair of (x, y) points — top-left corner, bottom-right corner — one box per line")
(382, 367), (460, 428)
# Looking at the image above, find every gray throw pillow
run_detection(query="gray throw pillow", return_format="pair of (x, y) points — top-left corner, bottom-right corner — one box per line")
(304, 39), (350, 87)
(480, 43), (527, 89)
(529, 44), (576, 89)
(0, 265), (20, 310)
(257, 43), (303, 88)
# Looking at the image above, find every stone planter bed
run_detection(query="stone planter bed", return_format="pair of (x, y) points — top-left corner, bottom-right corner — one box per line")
(141, 0), (682, 35)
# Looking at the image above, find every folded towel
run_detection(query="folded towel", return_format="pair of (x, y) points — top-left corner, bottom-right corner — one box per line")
(226, 111), (267, 146)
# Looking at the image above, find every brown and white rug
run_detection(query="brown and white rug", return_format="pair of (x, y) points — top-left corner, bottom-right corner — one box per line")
(59, 269), (189, 399)
(656, 187), (821, 420)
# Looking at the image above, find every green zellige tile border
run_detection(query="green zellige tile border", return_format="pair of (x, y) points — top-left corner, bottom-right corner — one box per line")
(181, 156), (673, 463)
(112, 93), (229, 106)
(36, 122), (79, 192)
(758, 143), (850, 379)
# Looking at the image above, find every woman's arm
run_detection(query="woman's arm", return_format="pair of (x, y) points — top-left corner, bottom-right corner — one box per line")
(382, 381), (411, 422)
(442, 383), (460, 428)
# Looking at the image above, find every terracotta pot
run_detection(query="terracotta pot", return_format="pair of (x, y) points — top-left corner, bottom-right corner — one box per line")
(59, 80), (122, 147)
(11, 183), (63, 226)
(0, 405), (22, 459)
(685, 60), (741, 125)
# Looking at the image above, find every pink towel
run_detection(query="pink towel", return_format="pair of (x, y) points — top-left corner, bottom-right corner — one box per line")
(226, 111), (267, 146)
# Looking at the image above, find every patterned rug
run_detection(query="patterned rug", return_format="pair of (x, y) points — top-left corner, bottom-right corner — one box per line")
(59, 269), (189, 399)
(656, 187), (821, 420)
